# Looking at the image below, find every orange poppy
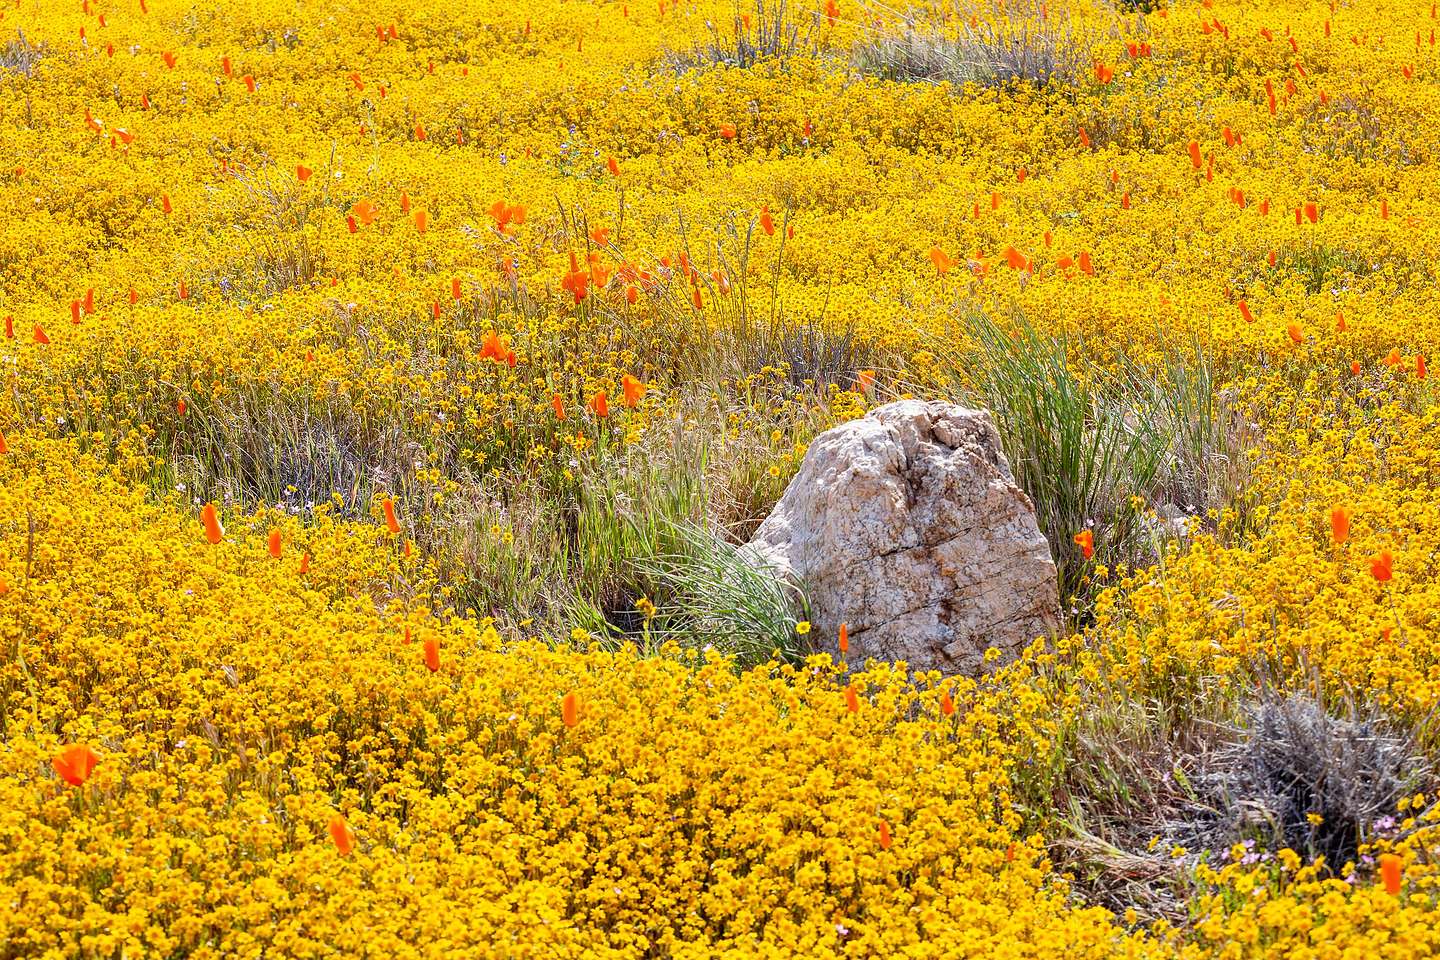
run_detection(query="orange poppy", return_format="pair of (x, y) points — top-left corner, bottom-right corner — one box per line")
(267, 529), (282, 559)
(52, 744), (100, 786)
(838, 622), (849, 654)
(588, 390), (609, 418)
(423, 636), (440, 672)
(621, 374), (646, 407)
(928, 247), (954, 275)
(1371, 550), (1394, 583)
(382, 497), (401, 535)
(562, 692), (580, 728)
(200, 503), (223, 544)
(351, 199), (377, 226)
(845, 684), (860, 713)
(1073, 529), (1094, 559)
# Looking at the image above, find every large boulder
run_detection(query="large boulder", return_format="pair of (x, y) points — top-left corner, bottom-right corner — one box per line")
(744, 399), (1060, 674)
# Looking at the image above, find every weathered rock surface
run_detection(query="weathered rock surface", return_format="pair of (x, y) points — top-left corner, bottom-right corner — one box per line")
(743, 399), (1060, 674)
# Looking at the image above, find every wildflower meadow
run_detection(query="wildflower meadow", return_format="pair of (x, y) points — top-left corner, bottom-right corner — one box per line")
(2, 0), (1439, 955)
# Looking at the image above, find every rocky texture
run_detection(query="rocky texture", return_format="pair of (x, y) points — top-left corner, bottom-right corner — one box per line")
(744, 399), (1060, 674)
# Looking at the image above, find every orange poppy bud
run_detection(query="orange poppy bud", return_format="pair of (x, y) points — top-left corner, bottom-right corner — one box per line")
(267, 529), (282, 559)
(562, 691), (579, 728)
(1418, 354), (1428, 379)
(940, 687), (955, 716)
(878, 819), (893, 850)
(33, 324), (50, 345)
(414, 210), (428, 232)
(845, 684), (860, 713)
(1380, 853), (1404, 895)
(382, 497), (401, 534)
(299, 552), (310, 574)
(423, 635), (440, 672)
(1330, 506), (1350, 545)
(607, 155), (620, 175)
(329, 815), (355, 855)
(1187, 140), (1202, 169)
(838, 622), (849, 654)
(759, 205), (774, 236)
(1238, 300), (1254, 323)
(588, 390), (609, 418)
(552, 393), (566, 419)
(200, 503), (223, 544)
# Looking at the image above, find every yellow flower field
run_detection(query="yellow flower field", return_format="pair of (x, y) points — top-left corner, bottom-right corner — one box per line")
(2, 0), (1439, 954)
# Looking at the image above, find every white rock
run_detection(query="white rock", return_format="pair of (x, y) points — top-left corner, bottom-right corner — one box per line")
(744, 399), (1060, 674)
